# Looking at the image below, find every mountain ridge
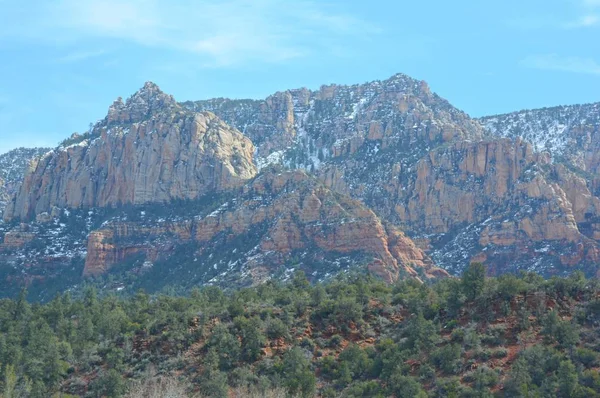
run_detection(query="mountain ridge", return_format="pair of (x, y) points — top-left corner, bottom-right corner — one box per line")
(1, 74), (599, 300)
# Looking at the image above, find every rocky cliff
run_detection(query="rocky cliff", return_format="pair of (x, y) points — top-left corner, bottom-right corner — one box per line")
(82, 169), (447, 286)
(186, 76), (600, 277)
(1, 74), (599, 299)
(480, 102), (600, 173)
(4, 83), (257, 222)
(187, 73), (485, 170)
(0, 147), (50, 218)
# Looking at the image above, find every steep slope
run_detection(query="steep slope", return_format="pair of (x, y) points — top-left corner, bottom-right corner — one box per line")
(0, 81), (448, 299)
(4, 83), (257, 222)
(188, 76), (600, 277)
(0, 169), (446, 299)
(3, 75), (599, 288)
(0, 147), (50, 218)
(185, 73), (485, 169)
(83, 169), (447, 286)
(480, 102), (600, 172)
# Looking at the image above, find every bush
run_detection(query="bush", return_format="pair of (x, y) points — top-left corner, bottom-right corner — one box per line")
(574, 348), (599, 368)
(265, 317), (290, 341)
(481, 324), (507, 346)
(126, 376), (193, 398)
(328, 335), (343, 348)
(491, 347), (508, 358)
(430, 344), (462, 374)
(388, 373), (427, 398)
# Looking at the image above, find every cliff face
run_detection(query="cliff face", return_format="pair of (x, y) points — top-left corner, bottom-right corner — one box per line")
(4, 83), (257, 222)
(83, 170), (447, 285)
(480, 102), (600, 173)
(186, 76), (600, 276)
(0, 147), (50, 218)
(188, 74), (484, 169)
(2, 74), (599, 297)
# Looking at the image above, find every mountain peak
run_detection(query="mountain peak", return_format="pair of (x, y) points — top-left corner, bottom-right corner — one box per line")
(381, 72), (430, 94)
(142, 81), (161, 90)
(126, 81), (175, 107)
(106, 82), (178, 125)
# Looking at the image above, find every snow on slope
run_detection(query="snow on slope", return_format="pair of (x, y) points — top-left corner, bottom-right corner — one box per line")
(480, 102), (600, 155)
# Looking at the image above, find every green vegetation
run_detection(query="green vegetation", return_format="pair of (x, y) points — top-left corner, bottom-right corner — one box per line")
(0, 266), (599, 397)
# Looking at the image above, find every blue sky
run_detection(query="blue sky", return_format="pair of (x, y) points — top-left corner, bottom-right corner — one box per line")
(0, 0), (599, 154)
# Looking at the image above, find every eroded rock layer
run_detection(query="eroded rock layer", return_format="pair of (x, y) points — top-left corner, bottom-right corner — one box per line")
(83, 170), (447, 285)
(4, 83), (257, 222)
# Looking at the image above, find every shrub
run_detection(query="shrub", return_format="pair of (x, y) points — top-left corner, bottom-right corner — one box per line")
(574, 348), (599, 368)
(126, 376), (193, 398)
(388, 373), (427, 398)
(265, 317), (290, 341)
(430, 344), (462, 374)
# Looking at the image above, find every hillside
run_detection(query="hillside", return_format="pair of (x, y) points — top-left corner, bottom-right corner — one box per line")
(0, 267), (599, 397)
(189, 76), (600, 277)
(0, 75), (599, 300)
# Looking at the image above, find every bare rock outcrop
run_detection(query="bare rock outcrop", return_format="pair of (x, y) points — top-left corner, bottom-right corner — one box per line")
(83, 170), (447, 283)
(4, 84), (257, 222)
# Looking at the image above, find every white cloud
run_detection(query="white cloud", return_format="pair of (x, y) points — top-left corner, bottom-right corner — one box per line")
(56, 49), (109, 63)
(583, 0), (600, 7)
(509, 1), (600, 30)
(520, 54), (600, 75)
(6, 0), (376, 67)
(564, 14), (599, 27)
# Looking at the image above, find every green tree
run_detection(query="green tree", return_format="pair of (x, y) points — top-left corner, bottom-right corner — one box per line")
(505, 357), (533, 397)
(388, 373), (427, 398)
(430, 344), (462, 374)
(558, 360), (578, 397)
(90, 369), (125, 398)
(235, 316), (266, 362)
(403, 313), (439, 352)
(207, 324), (240, 370)
(199, 369), (228, 398)
(282, 347), (316, 397)
(2, 365), (17, 398)
(462, 262), (486, 300)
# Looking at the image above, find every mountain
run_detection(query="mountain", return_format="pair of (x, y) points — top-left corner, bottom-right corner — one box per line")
(188, 76), (600, 277)
(480, 102), (600, 172)
(185, 73), (484, 170)
(83, 169), (446, 284)
(0, 147), (50, 218)
(477, 102), (600, 276)
(0, 81), (447, 300)
(1, 75), (599, 300)
(4, 83), (257, 222)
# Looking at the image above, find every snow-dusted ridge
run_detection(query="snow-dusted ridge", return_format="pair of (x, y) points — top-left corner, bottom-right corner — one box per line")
(479, 101), (600, 156)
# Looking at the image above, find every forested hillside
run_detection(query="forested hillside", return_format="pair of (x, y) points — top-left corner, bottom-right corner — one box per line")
(1, 265), (599, 397)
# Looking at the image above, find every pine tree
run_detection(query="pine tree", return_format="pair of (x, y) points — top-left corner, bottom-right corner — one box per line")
(462, 262), (486, 300)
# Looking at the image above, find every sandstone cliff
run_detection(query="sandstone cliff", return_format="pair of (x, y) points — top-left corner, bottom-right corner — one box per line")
(2, 74), (599, 294)
(83, 170), (447, 285)
(188, 73), (485, 169)
(481, 102), (600, 173)
(4, 83), (257, 222)
(187, 76), (600, 276)
(0, 147), (50, 218)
